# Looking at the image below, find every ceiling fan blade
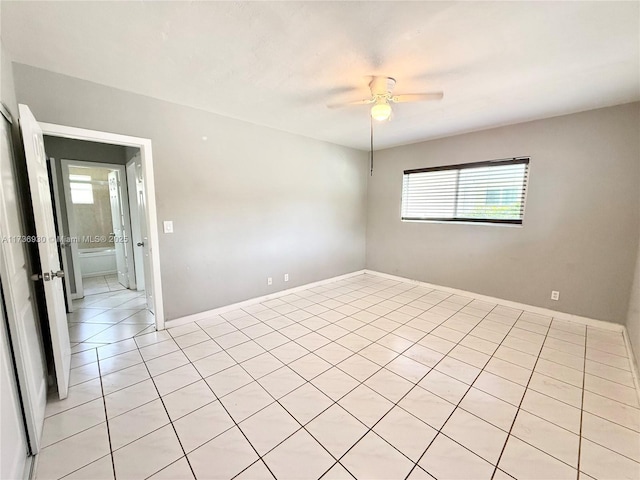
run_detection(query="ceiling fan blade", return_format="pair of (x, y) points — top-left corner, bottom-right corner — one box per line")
(391, 92), (444, 103)
(327, 98), (375, 109)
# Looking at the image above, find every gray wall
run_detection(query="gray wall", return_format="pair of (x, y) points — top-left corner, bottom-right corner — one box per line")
(627, 224), (640, 368)
(44, 136), (128, 165)
(1, 44), (18, 115)
(12, 63), (638, 329)
(366, 103), (640, 324)
(13, 63), (368, 320)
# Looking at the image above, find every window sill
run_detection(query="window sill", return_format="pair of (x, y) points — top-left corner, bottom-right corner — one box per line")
(401, 219), (524, 228)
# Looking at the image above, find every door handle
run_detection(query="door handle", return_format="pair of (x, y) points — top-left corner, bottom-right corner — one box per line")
(137, 242), (145, 247)
(31, 271), (62, 282)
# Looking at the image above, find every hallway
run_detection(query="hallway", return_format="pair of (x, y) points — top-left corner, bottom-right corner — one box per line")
(69, 288), (154, 355)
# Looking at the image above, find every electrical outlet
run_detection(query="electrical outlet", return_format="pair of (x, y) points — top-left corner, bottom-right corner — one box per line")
(267, 277), (272, 286)
(551, 290), (560, 301)
(284, 273), (289, 282)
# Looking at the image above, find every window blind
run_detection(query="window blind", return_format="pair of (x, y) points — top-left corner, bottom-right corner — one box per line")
(401, 157), (530, 224)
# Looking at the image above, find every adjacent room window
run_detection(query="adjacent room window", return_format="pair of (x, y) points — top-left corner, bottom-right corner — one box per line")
(401, 157), (530, 224)
(69, 174), (95, 204)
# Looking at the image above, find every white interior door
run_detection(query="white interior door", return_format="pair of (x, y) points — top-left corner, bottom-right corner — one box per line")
(135, 155), (154, 313)
(127, 158), (144, 290)
(108, 170), (129, 288)
(0, 105), (47, 454)
(48, 157), (74, 312)
(19, 104), (71, 400)
(1, 299), (31, 477)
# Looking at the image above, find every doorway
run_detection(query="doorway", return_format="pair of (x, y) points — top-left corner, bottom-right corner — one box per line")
(48, 147), (157, 349)
(55, 160), (139, 297)
(40, 122), (165, 331)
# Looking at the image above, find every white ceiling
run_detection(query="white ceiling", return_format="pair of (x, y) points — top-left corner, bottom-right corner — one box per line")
(2, 1), (639, 150)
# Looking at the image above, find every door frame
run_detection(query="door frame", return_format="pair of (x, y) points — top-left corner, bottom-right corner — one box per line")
(59, 160), (134, 292)
(56, 158), (83, 299)
(39, 122), (165, 330)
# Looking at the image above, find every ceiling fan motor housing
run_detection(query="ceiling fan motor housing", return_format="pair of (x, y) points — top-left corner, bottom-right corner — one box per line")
(369, 76), (396, 96)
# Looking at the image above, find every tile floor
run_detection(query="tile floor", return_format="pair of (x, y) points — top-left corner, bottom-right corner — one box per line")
(68, 287), (153, 355)
(38, 274), (640, 480)
(83, 274), (128, 296)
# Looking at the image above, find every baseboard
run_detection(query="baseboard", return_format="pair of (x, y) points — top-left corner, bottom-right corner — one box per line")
(167, 267), (624, 333)
(165, 267), (639, 399)
(622, 328), (640, 400)
(364, 269), (640, 399)
(165, 269), (367, 329)
(363, 269), (624, 333)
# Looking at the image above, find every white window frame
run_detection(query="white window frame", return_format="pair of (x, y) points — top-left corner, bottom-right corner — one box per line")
(69, 176), (95, 205)
(401, 157), (530, 226)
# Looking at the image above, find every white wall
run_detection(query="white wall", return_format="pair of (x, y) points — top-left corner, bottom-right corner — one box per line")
(13, 63), (369, 321)
(366, 103), (640, 324)
(0, 298), (30, 480)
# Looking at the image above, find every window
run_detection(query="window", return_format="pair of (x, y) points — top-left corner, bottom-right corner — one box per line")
(69, 174), (94, 204)
(401, 157), (530, 225)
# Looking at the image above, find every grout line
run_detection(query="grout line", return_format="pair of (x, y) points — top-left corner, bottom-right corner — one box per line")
(129, 336), (199, 480)
(175, 344), (281, 479)
(576, 327), (588, 479)
(80, 303), (632, 467)
(243, 279), (449, 474)
(258, 281), (511, 476)
(95, 348), (117, 479)
(52, 274), (639, 480)
(404, 306), (530, 479)
(189, 277), (580, 467)
(489, 319), (554, 479)
(176, 277), (431, 476)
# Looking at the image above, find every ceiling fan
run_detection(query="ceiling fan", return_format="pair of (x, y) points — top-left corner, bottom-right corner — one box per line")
(327, 76), (444, 121)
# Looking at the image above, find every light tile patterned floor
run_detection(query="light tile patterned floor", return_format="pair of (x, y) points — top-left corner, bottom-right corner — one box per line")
(68, 288), (154, 355)
(38, 274), (640, 479)
(83, 274), (128, 295)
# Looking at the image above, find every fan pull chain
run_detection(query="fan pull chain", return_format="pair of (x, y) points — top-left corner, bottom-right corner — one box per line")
(370, 116), (374, 176)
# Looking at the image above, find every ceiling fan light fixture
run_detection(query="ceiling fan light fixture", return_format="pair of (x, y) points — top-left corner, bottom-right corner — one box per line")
(371, 99), (392, 121)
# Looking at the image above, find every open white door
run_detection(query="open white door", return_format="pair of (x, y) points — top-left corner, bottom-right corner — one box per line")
(108, 170), (129, 288)
(0, 105), (47, 454)
(19, 104), (71, 400)
(127, 158), (144, 290)
(48, 158), (74, 312)
(135, 155), (154, 313)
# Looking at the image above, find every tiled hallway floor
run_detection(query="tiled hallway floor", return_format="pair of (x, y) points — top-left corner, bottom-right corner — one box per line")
(68, 288), (154, 354)
(38, 274), (640, 479)
(83, 274), (129, 295)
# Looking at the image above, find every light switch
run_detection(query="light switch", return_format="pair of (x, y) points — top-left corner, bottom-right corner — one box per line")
(163, 221), (174, 233)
